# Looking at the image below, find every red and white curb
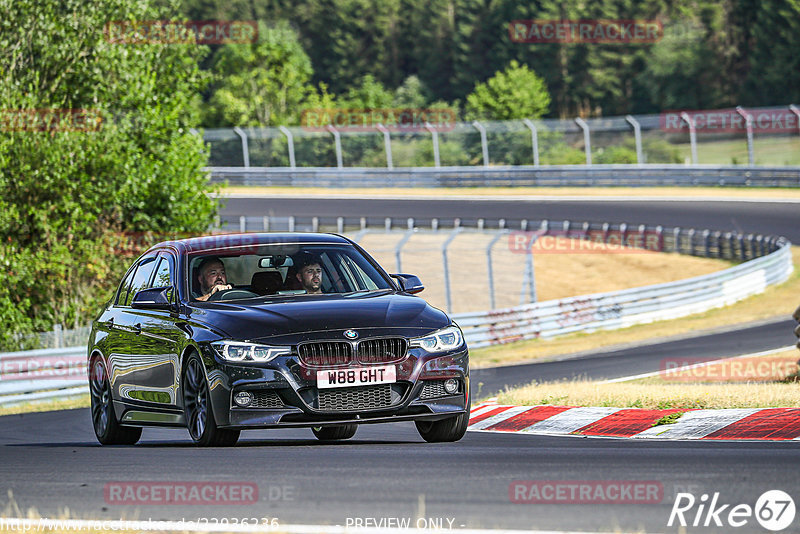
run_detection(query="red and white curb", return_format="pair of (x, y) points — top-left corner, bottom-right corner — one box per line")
(468, 401), (800, 440)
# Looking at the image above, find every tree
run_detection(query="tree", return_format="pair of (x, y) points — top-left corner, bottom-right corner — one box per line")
(205, 21), (314, 126)
(465, 60), (551, 120)
(0, 0), (216, 342)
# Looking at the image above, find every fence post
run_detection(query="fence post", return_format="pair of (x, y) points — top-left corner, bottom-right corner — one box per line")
(337, 217), (344, 234)
(326, 125), (343, 168)
(376, 123), (393, 169)
(232, 126), (250, 167)
(384, 217), (392, 232)
(312, 217), (319, 232)
(472, 121), (489, 167)
(520, 234), (538, 304)
(263, 216), (270, 232)
(625, 115), (643, 165)
(574, 117), (592, 165)
(425, 122), (441, 168)
(54, 324), (63, 349)
(522, 119), (540, 166)
(790, 105), (800, 136)
(736, 106), (755, 166)
(703, 229), (711, 257)
(680, 113), (698, 164)
(486, 230), (507, 310)
(395, 229), (415, 272)
(278, 126), (296, 168)
(442, 228), (463, 313)
(288, 216), (295, 232)
(239, 216), (247, 233)
(673, 227), (682, 253)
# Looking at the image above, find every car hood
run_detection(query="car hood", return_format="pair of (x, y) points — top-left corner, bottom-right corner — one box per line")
(187, 292), (451, 342)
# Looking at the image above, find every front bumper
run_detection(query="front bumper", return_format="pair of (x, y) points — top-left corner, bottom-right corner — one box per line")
(200, 344), (469, 429)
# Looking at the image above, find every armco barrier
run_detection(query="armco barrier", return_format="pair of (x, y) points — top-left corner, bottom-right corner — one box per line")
(0, 227), (793, 406)
(208, 165), (800, 188)
(454, 241), (792, 348)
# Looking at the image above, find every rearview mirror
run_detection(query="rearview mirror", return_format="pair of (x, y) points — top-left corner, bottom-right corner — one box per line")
(131, 286), (175, 310)
(391, 274), (424, 294)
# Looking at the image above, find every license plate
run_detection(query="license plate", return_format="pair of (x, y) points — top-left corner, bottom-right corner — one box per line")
(317, 365), (396, 389)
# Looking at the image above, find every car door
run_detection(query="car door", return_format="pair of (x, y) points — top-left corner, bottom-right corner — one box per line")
(104, 253), (158, 406)
(127, 251), (186, 412)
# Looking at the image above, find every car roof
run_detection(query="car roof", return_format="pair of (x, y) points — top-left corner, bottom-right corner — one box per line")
(150, 232), (352, 254)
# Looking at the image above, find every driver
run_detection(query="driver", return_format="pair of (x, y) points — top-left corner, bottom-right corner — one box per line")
(194, 257), (232, 301)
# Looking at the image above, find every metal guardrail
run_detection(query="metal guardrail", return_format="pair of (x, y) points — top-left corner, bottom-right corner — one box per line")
(455, 241), (792, 348)
(0, 224), (792, 406)
(208, 165), (800, 188)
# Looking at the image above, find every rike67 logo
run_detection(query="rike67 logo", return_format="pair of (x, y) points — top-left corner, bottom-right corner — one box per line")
(669, 490), (796, 531)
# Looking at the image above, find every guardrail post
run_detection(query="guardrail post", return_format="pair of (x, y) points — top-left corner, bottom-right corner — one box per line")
(425, 122), (441, 168)
(498, 218), (506, 230)
(477, 218), (484, 231)
(736, 106), (755, 166)
(601, 222), (609, 242)
(486, 230), (507, 310)
(619, 223), (628, 247)
(376, 123), (393, 169)
(680, 113), (698, 164)
(625, 115), (644, 165)
(337, 217), (344, 234)
(384, 217), (392, 232)
(395, 229), (415, 272)
(655, 225), (663, 252)
(278, 126), (296, 168)
(431, 218), (438, 232)
(360, 217), (367, 231)
(522, 119), (540, 166)
(326, 125), (343, 168)
(756, 234), (764, 257)
(521, 219), (528, 231)
(472, 121), (490, 167)
(703, 229), (711, 257)
(407, 218), (414, 230)
(263, 216), (270, 232)
(574, 117), (592, 165)
(442, 228), (463, 313)
(312, 217), (319, 232)
(288, 216), (295, 232)
(239, 216), (247, 233)
(714, 231), (722, 258)
(233, 126), (250, 167)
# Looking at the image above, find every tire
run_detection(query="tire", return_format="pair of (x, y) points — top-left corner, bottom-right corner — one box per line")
(416, 386), (470, 443)
(311, 424), (358, 441)
(415, 411), (469, 443)
(89, 357), (142, 445)
(182, 353), (240, 447)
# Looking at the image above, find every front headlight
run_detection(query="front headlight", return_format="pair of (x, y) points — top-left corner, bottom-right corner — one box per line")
(211, 341), (291, 362)
(409, 326), (464, 354)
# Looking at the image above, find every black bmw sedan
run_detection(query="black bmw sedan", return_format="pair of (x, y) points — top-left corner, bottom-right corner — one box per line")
(88, 233), (469, 446)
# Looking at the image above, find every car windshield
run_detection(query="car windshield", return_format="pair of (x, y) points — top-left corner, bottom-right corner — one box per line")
(188, 244), (392, 301)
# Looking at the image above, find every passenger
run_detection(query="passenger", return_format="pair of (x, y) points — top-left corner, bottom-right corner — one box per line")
(194, 257), (232, 301)
(294, 253), (324, 294)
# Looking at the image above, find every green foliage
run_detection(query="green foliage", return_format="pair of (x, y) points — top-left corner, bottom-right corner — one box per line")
(465, 61), (551, 121)
(205, 21), (314, 126)
(0, 0), (216, 345)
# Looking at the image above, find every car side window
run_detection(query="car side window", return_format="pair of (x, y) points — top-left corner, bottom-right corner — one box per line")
(122, 256), (158, 306)
(152, 254), (175, 301)
(114, 266), (138, 306)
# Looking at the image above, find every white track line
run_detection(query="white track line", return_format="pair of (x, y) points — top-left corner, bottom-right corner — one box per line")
(0, 518), (644, 534)
(599, 345), (797, 384)
(218, 193), (800, 203)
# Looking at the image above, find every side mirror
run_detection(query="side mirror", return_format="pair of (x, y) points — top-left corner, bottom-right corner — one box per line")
(391, 274), (424, 294)
(132, 286), (175, 310)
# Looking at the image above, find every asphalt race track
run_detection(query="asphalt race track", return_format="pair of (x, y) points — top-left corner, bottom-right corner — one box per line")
(2, 196), (799, 533)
